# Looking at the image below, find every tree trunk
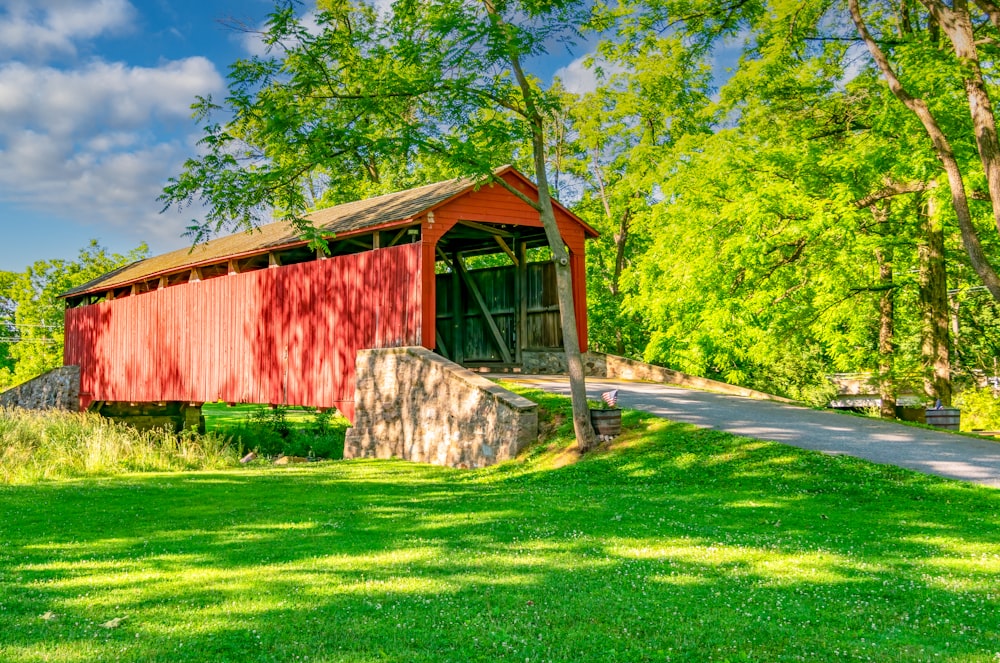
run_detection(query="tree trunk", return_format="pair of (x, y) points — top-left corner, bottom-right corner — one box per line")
(950, 295), (961, 371)
(919, 196), (952, 405)
(591, 157), (630, 355)
(611, 207), (631, 356)
(490, 1), (597, 451)
(871, 201), (896, 419)
(850, 0), (1000, 303)
(532, 146), (598, 451)
(876, 250), (896, 418)
(920, 0), (1000, 234)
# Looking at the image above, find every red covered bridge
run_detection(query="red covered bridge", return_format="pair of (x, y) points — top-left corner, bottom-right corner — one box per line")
(61, 167), (597, 423)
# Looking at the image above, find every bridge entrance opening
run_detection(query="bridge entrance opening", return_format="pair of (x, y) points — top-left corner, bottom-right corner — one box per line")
(432, 221), (564, 369)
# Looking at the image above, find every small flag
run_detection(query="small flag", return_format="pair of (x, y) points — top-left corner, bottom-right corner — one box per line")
(601, 390), (619, 408)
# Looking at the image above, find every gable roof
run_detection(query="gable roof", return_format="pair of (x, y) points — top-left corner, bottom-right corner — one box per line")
(62, 166), (597, 298)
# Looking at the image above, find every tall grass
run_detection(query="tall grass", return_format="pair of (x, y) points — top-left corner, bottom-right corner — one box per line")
(0, 407), (240, 483)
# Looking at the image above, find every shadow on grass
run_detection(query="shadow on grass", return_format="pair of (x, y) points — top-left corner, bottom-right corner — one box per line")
(0, 392), (998, 661)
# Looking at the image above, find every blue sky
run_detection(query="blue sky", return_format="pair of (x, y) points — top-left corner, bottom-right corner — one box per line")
(0, 0), (602, 273)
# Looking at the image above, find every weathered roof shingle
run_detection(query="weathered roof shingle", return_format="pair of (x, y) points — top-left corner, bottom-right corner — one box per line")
(62, 173), (482, 297)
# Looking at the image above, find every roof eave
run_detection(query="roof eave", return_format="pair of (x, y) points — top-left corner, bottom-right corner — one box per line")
(497, 167), (601, 239)
(59, 217), (422, 299)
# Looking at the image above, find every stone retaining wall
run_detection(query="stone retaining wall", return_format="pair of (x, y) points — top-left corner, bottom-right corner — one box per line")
(521, 350), (791, 402)
(345, 347), (538, 468)
(0, 365), (81, 411)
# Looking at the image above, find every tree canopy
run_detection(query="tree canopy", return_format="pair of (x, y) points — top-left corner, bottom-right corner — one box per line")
(0, 241), (148, 390)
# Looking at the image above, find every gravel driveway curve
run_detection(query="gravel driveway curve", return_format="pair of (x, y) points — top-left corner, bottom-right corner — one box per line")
(502, 376), (1000, 488)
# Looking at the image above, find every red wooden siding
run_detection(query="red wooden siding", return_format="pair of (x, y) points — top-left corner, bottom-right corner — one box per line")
(64, 243), (422, 422)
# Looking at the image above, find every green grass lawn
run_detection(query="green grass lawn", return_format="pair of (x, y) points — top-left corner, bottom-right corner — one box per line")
(1, 389), (998, 662)
(201, 403), (323, 431)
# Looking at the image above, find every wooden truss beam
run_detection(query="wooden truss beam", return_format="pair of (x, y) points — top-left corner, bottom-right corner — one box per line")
(454, 254), (513, 364)
(435, 330), (450, 360)
(493, 236), (518, 266)
(457, 219), (514, 237)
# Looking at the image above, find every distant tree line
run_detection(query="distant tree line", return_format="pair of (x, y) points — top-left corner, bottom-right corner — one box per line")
(0, 242), (147, 390)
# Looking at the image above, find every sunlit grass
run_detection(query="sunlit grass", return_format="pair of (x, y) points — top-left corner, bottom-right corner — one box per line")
(0, 407), (239, 483)
(0, 388), (998, 661)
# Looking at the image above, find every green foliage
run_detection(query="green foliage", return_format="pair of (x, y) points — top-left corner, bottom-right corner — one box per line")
(0, 392), (998, 660)
(953, 290), (1000, 377)
(567, 32), (717, 357)
(955, 387), (1000, 432)
(0, 271), (14, 376)
(0, 407), (238, 483)
(0, 241), (148, 389)
(204, 404), (347, 459)
(563, 0), (1000, 402)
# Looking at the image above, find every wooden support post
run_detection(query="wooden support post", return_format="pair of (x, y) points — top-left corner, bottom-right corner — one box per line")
(516, 239), (527, 364)
(269, 252), (281, 268)
(455, 254), (513, 364)
(189, 267), (202, 283)
(451, 251), (464, 364)
(228, 259), (239, 275)
(159, 275), (168, 289)
(373, 232), (381, 249)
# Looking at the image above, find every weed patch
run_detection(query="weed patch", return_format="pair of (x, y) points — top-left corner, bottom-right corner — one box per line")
(0, 407), (238, 483)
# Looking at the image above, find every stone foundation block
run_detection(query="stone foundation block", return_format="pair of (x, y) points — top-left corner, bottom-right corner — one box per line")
(0, 365), (81, 411)
(345, 347), (538, 469)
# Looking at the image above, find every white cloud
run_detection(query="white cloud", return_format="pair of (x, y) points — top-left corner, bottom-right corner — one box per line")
(240, 9), (322, 58)
(0, 58), (221, 135)
(553, 53), (625, 95)
(0, 0), (136, 59)
(0, 57), (224, 243)
(239, 21), (270, 58)
(368, 0), (394, 18)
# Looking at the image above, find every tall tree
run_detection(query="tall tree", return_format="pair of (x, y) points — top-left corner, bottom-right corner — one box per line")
(849, 0), (1000, 301)
(594, 0), (977, 405)
(162, 0), (599, 449)
(918, 195), (953, 404)
(566, 33), (714, 358)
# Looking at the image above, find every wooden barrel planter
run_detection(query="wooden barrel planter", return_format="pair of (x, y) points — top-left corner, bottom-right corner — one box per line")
(590, 408), (622, 437)
(925, 407), (960, 431)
